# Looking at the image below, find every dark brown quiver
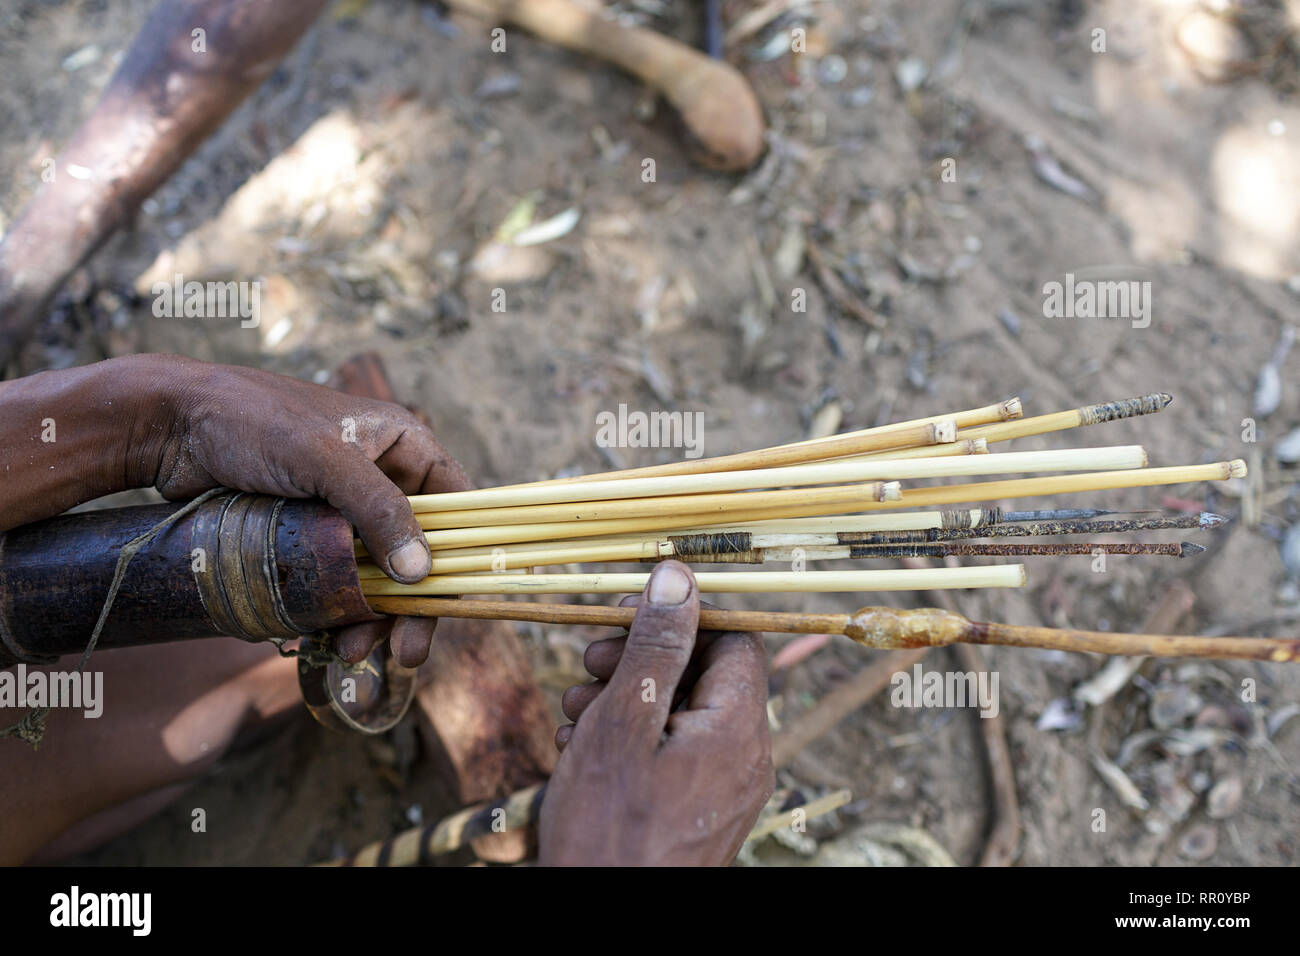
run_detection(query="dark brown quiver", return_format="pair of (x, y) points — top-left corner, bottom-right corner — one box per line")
(0, 491), (378, 667)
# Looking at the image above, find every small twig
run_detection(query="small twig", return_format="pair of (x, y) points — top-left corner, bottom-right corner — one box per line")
(745, 789), (852, 841)
(956, 643), (1021, 867)
(805, 241), (886, 329)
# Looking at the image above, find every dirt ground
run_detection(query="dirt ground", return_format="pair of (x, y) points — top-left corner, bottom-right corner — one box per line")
(2, 0), (1299, 865)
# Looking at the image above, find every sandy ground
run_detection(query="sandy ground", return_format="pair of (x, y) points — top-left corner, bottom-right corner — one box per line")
(1, 0), (1298, 865)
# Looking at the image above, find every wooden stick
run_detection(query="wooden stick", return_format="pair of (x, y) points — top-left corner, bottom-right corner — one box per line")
(486, 420), (957, 489)
(407, 446), (1146, 514)
(421, 405), (997, 505)
(683, 508), (1002, 535)
(667, 542), (1202, 563)
(414, 480), (901, 531)
(837, 512), (1227, 545)
(415, 510), (825, 552)
(413, 492), (927, 551)
(958, 393), (1172, 445)
(680, 508), (1131, 537)
(772, 397), (1022, 449)
(678, 514), (1222, 553)
(360, 565), (1028, 595)
(362, 598), (1300, 662)
(755, 542), (1203, 560)
(362, 598), (850, 636)
(836, 437), (987, 462)
(357, 538), (674, 576)
(502, 400), (1010, 492)
(849, 460), (1247, 513)
(380, 530), (701, 561)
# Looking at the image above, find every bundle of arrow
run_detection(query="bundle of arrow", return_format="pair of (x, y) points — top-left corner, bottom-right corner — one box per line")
(356, 392), (1238, 595)
(353, 393), (1296, 662)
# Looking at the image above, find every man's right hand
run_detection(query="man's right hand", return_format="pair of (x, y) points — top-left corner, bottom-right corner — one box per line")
(538, 561), (774, 866)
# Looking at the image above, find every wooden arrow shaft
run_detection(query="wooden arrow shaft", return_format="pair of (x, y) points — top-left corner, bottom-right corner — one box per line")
(364, 597), (1300, 663)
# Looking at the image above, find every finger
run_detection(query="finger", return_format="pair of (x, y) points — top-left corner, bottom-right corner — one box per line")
(561, 680), (606, 722)
(315, 452), (431, 584)
(586, 629), (732, 684)
(337, 619), (392, 664)
(368, 419), (469, 655)
(593, 589), (724, 680)
(374, 422), (473, 496)
(586, 626), (733, 684)
(583, 637), (626, 681)
(683, 630), (769, 716)
(599, 561), (699, 738)
(588, 650), (700, 710)
(665, 636), (773, 792)
(664, 700), (775, 865)
(388, 615), (436, 668)
(554, 724), (574, 752)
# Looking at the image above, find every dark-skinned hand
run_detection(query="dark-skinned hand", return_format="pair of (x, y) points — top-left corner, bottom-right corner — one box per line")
(149, 358), (469, 667)
(539, 561), (774, 866)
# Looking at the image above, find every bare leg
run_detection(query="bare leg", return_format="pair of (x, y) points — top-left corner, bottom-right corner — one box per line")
(0, 638), (299, 864)
(0, 0), (328, 361)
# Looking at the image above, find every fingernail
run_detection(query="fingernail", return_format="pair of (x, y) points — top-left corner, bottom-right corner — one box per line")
(647, 563), (691, 606)
(388, 538), (430, 582)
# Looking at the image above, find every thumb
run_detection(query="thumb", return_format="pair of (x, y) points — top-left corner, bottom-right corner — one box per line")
(318, 452), (430, 584)
(601, 561), (699, 739)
